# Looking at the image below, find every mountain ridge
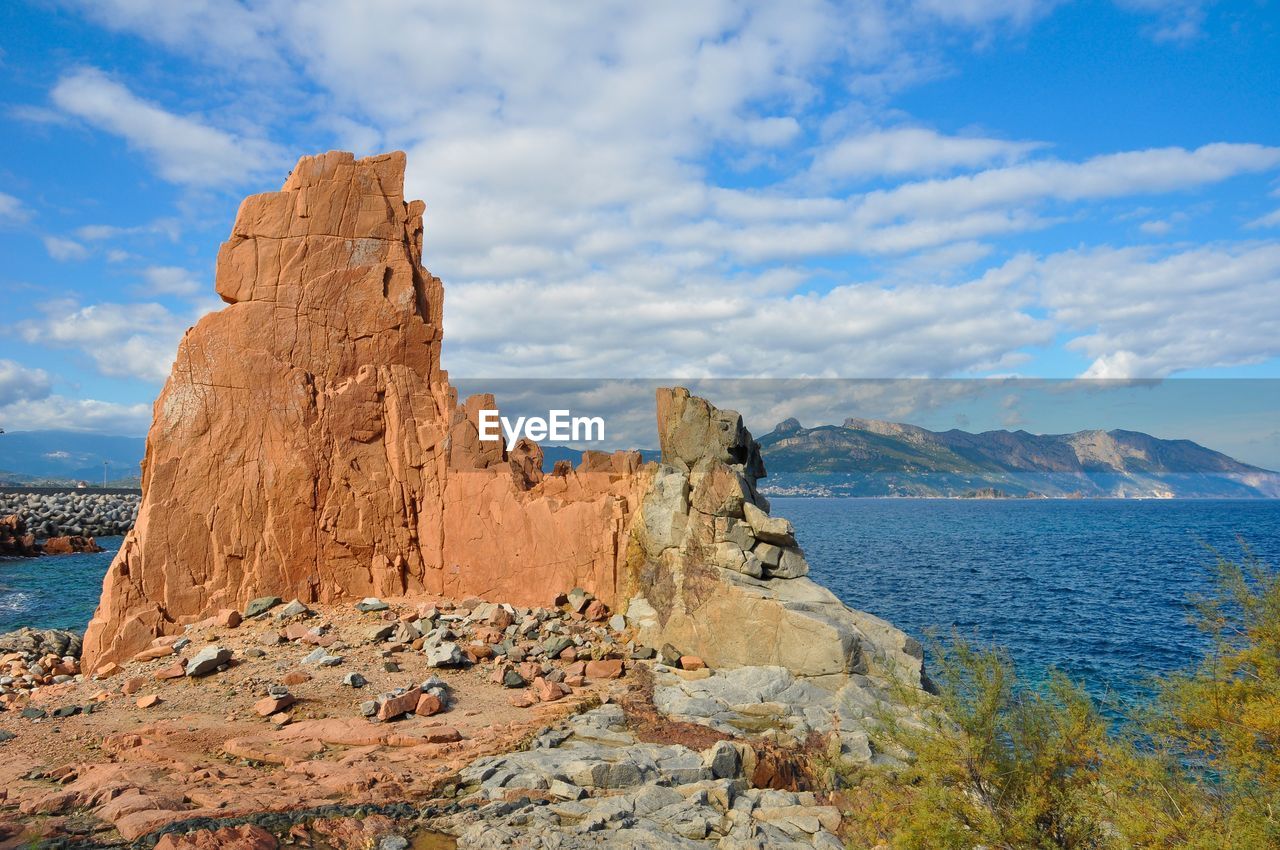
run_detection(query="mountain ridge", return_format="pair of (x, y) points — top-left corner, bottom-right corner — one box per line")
(756, 417), (1278, 498)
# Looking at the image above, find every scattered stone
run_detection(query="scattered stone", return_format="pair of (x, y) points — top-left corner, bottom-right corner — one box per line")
(585, 659), (624, 680)
(565, 587), (592, 613)
(154, 660), (186, 680)
(135, 694), (162, 709)
(414, 693), (443, 716)
(609, 614), (627, 632)
(282, 671), (312, 686)
(542, 635), (573, 659)
(215, 609), (242, 629)
(94, 661), (123, 679)
(356, 597), (389, 613)
(679, 655), (706, 671)
(502, 668), (526, 688)
(703, 740), (742, 779)
(301, 648), (343, 667)
(343, 672), (368, 688)
(425, 641), (467, 668)
(375, 690), (420, 722)
(185, 646), (232, 677)
(244, 596), (282, 618)
(254, 693), (296, 716)
(277, 599), (311, 619)
(378, 838), (410, 850)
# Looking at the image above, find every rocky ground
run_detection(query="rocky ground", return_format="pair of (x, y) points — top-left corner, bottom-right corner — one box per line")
(0, 492), (139, 542)
(0, 590), (867, 849)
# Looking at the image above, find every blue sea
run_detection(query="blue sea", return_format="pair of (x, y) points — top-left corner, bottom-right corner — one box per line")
(0, 535), (122, 633)
(3, 500), (1279, 705)
(778, 497), (1280, 706)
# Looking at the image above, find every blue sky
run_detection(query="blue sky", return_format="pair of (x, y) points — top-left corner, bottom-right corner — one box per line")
(0, 1), (1278, 456)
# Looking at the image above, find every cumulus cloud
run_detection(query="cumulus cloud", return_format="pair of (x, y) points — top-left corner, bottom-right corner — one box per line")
(29, 0), (1280, 399)
(42, 235), (89, 261)
(0, 191), (29, 224)
(18, 300), (216, 382)
(0, 396), (152, 434)
(810, 127), (1041, 182)
(1029, 243), (1280, 378)
(0, 360), (52, 407)
(1248, 209), (1280, 229)
(1115, 0), (1210, 43)
(51, 67), (286, 188)
(140, 266), (202, 297)
(444, 260), (1049, 379)
(0, 363), (142, 438)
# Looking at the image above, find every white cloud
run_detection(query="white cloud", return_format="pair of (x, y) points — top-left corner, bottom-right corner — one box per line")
(853, 144), (1280, 228)
(1248, 209), (1280, 229)
(0, 191), (29, 224)
(140, 266), (202, 296)
(31, 0), (1280, 398)
(0, 395), (152, 435)
(75, 219), (181, 242)
(42, 235), (89, 261)
(1028, 242), (1280, 378)
(0, 360), (52, 407)
(913, 0), (1058, 28)
(810, 127), (1041, 182)
(68, 0), (282, 66)
(18, 300), (215, 382)
(443, 260), (1049, 379)
(1115, 0), (1210, 43)
(50, 67), (286, 188)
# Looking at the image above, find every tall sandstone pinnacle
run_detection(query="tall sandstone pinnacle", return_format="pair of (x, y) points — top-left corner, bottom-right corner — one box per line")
(82, 152), (651, 668)
(82, 151), (925, 702)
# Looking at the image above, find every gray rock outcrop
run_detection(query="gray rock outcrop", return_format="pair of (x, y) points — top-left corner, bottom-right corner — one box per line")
(627, 388), (925, 692)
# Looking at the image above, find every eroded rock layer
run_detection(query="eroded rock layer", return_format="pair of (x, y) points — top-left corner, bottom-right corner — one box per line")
(83, 152), (649, 669)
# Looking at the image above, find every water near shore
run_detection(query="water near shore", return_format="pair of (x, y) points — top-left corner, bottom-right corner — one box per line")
(781, 497), (1280, 705)
(0, 536), (121, 632)
(3, 501), (1280, 704)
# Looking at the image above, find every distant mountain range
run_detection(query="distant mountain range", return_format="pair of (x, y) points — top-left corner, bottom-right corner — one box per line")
(5, 423), (1274, 498)
(0, 431), (144, 486)
(756, 418), (1280, 499)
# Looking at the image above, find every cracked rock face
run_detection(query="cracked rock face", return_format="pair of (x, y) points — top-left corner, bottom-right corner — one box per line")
(80, 150), (926, 715)
(82, 151), (650, 670)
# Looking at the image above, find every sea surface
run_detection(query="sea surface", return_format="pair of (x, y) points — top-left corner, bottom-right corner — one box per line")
(778, 497), (1280, 706)
(3, 500), (1280, 706)
(0, 535), (122, 633)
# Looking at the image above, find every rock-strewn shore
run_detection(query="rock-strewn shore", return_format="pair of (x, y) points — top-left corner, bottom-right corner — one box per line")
(0, 491), (139, 540)
(0, 593), (888, 847)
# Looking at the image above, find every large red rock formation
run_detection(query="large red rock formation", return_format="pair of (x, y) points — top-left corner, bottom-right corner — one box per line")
(82, 152), (650, 669)
(83, 151), (924, 703)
